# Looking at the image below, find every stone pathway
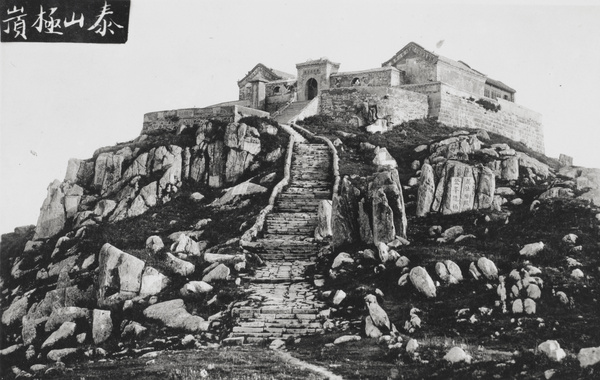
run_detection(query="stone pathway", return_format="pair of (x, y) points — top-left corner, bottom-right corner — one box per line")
(229, 142), (332, 344)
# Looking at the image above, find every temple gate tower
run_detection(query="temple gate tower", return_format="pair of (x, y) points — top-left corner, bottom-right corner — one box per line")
(296, 58), (340, 102)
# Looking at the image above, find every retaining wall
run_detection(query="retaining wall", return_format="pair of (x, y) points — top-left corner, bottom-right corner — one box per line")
(319, 86), (429, 125)
(142, 105), (270, 134)
(436, 86), (544, 153)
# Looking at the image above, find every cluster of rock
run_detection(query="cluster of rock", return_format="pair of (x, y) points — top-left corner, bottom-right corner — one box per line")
(332, 169), (408, 248)
(31, 120), (283, 243)
(0, 120), (287, 375)
(1, 223), (250, 374)
(497, 266), (542, 315)
(556, 165), (600, 204)
(413, 131), (553, 216)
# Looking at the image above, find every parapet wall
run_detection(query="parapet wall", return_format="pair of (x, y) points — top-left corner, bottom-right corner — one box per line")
(330, 67), (401, 88)
(142, 105), (270, 134)
(319, 86), (429, 125)
(436, 85), (544, 153)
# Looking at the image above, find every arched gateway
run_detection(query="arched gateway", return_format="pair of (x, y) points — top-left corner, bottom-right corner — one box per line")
(306, 78), (318, 100)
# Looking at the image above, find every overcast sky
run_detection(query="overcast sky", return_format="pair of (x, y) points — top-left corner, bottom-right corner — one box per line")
(1, 0), (599, 234)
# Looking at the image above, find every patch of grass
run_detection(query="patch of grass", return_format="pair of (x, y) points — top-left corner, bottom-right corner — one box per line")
(64, 347), (324, 380)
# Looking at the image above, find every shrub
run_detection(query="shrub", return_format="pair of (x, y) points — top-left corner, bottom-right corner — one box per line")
(475, 98), (501, 112)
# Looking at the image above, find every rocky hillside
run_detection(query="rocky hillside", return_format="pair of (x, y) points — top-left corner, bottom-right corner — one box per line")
(1, 114), (600, 379)
(0, 116), (290, 377)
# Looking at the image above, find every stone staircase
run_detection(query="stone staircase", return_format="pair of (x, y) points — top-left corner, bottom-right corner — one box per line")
(228, 143), (332, 344)
(273, 101), (312, 124)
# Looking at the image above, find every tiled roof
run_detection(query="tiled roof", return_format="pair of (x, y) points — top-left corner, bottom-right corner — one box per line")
(485, 77), (516, 93)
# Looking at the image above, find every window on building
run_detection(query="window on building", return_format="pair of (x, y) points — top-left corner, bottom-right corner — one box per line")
(273, 86), (281, 94)
(351, 77), (361, 86)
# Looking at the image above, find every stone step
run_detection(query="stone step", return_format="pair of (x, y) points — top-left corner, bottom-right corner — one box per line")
(265, 228), (315, 235)
(285, 181), (332, 188)
(294, 144), (329, 149)
(292, 157), (331, 163)
(266, 222), (317, 230)
(266, 220), (318, 227)
(232, 306), (321, 317)
(244, 238), (317, 249)
(238, 320), (324, 329)
(267, 212), (318, 220)
(294, 148), (329, 153)
(275, 205), (319, 213)
(282, 188), (331, 197)
(266, 220), (316, 225)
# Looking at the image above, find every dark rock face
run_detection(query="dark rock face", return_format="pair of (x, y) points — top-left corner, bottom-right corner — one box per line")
(332, 170), (407, 247)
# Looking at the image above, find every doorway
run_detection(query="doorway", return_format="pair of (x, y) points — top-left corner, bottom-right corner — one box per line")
(306, 78), (318, 100)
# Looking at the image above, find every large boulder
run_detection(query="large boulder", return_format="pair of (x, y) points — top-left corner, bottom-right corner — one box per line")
(213, 181), (267, 205)
(538, 340), (566, 362)
(123, 152), (148, 179)
(225, 150), (255, 184)
(332, 177), (360, 247)
(409, 267), (436, 298)
(2, 295), (29, 326)
(357, 198), (373, 244)
(33, 180), (66, 240)
(139, 267), (170, 296)
(519, 242), (544, 257)
(372, 188), (395, 245)
(315, 200), (333, 242)
(501, 156), (519, 180)
(143, 299), (209, 332)
(539, 187), (574, 199)
(94, 152), (125, 195)
(180, 281), (213, 296)
(208, 141), (226, 188)
(476, 257), (498, 280)
(41, 321), (76, 349)
(164, 252), (195, 276)
(202, 264), (230, 282)
(97, 243), (146, 306)
(92, 309), (113, 344)
(416, 163), (435, 217)
(172, 234), (202, 256)
(93, 199), (117, 219)
(372, 147), (397, 168)
(331, 252), (354, 270)
(47, 347), (79, 362)
(145, 236), (164, 253)
(420, 160), (496, 216)
(127, 181), (158, 217)
(578, 347), (600, 368)
(444, 347), (472, 364)
(45, 307), (90, 332)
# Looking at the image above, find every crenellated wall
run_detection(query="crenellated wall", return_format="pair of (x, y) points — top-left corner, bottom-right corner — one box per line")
(319, 86), (429, 126)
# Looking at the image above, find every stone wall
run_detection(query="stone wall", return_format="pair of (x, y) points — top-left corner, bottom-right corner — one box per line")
(330, 67), (401, 88)
(142, 105), (270, 135)
(319, 86), (429, 126)
(437, 59), (486, 98)
(392, 55), (437, 85)
(436, 87), (544, 153)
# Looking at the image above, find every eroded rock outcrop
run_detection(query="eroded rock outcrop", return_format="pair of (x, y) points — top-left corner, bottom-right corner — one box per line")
(332, 170), (407, 247)
(416, 133), (555, 216)
(30, 120), (284, 242)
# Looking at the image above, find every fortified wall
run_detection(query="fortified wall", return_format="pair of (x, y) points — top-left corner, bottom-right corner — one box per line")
(142, 105), (269, 135)
(142, 42), (544, 154)
(319, 86), (428, 126)
(400, 82), (544, 153)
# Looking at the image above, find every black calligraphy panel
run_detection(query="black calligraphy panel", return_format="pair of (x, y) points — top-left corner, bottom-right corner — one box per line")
(1, 0), (130, 43)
